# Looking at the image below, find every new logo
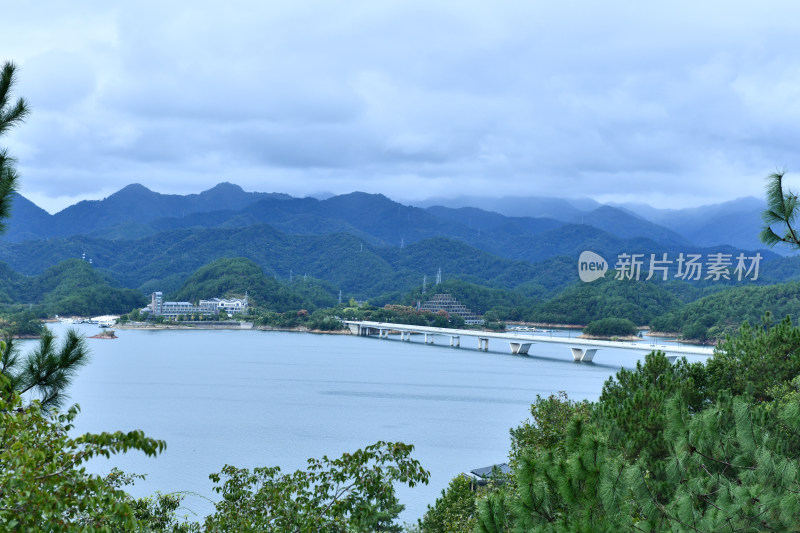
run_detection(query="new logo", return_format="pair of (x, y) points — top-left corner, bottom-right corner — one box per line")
(578, 251), (607, 282)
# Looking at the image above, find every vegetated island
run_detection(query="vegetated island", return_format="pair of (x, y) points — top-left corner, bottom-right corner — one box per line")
(88, 330), (117, 339)
(578, 317), (641, 341)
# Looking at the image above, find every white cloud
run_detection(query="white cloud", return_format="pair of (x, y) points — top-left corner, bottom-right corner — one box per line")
(3, 0), (800, 211)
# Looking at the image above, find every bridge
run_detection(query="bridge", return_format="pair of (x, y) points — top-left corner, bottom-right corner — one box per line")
(344, 320), (714, 362)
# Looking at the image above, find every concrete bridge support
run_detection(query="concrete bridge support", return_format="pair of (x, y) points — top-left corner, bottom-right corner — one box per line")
(478, 337), (489, 351)
(510, 342), (532, 355)
(424, 333), (434, 344)
(450, 336), (460, 347)
(571, 348), (598, 362)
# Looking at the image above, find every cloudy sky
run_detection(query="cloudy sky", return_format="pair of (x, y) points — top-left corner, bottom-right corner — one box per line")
(3, 1), (800, 213)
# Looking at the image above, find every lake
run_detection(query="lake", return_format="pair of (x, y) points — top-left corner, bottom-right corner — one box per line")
(25, 322), (706, 525)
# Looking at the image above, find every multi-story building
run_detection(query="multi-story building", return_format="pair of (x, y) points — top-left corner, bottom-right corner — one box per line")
(199, 297), (249, 315)
(142, 292), (249, 319)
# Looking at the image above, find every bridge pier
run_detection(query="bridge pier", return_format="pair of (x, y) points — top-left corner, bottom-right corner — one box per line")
(424, 333), (434, 344)
(450, 335), (460, 347)
(478, 337), (489, 351)
(510, 342), (532, 355)
(571, 348), (598, 362)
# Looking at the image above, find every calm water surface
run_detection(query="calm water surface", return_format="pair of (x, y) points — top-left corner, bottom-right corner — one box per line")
(30, 323), (705, 523)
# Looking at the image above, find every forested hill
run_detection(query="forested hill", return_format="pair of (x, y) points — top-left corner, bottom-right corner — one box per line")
(651, 281), (800, 340)
(3, 251), (799, 343)
(0, 227), (568, 297)
(0, 218), (787, 302)
(0, 259), (145, 316)
(5, 184), (770, 262)
(2, 183), (795, 336)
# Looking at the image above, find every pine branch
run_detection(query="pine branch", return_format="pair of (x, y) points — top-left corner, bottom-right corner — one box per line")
(691, 448), (758, 472)
(761, 172), (800, 248)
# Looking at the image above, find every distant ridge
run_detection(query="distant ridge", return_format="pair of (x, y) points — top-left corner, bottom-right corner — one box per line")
(3, 183), (288, 242)
(412, 195), (599, 219)
(612, 197), (770, 253)
(2, 183), (777, 268)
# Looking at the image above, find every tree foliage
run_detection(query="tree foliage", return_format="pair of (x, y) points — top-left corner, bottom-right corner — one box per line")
(650, 282), (800, 340)
(475, 314), (800, 532)
(583, 317), (637, 337)
(1, 327), (89, 409)
(0, 379), (167, 531)
(0, 61), (29, 235)
(172, 257), (299, 311)
(203, 441), (429, 532)
(508, 392), (591, 467)
(416, 475), (477, 533)
(0, 309), (43, 337)
(528, 277), (690, 326)
(706, 314), (800, 402)
(0, 258), (147, 318)
(760, 170), (800, 249)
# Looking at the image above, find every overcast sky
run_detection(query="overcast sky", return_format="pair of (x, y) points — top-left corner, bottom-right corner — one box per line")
(3, 1), (800, 213)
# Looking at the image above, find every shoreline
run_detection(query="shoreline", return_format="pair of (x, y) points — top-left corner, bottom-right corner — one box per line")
(50, 320), (713, 345)
(115, 322), (351, 335)
(507, 321), (584, 329)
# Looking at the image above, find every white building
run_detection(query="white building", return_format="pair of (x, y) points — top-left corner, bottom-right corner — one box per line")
(199, 297), (249, 315)
(142, 292), (248, 319)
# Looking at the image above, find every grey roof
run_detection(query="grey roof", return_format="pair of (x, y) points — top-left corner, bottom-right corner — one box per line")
(470, 463), (511, 479)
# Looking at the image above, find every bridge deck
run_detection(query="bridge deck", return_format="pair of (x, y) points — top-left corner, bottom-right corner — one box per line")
(344, 320), (713, 357)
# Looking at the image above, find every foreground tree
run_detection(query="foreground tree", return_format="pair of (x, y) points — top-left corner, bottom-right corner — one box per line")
(761, 170), (800, 249)
(0, 62), (90, 411)
(0, 61), (29, 233)
(415, 475), (478, 533)
(509, 391), (591, 467)
(599, 352), (707, 475)
(203, 441), (429, 532)
(475, 313), (800, 532)
(706, 313), (800, 402)
(626, 396), (800, 532)
(0, 377), (167, 531)
(1, 328), (89, 409)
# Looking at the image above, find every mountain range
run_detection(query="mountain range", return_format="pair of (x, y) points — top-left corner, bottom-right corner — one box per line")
(5, 182), (772, 251)
(0, 183), (791, 302)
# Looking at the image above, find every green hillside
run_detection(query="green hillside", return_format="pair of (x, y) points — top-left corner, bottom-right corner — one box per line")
(0, 227), (580, 298)
(527, 275), (700, 325)
(0, 259), (146, 316)
(169, 257), (337, 311)
(651, 281), (800, 340)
